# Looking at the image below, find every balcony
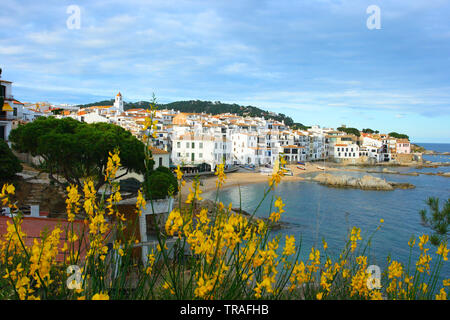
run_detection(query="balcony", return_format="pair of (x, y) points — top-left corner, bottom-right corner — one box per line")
(0, 115), (15, 121)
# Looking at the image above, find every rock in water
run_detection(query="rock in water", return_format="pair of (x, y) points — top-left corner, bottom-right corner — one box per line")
(312, 173), (394, 190)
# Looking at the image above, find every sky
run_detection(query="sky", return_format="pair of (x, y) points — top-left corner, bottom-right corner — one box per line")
(1, 0), (450, 143)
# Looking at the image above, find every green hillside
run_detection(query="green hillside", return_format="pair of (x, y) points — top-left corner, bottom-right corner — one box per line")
(76, 99), (308, 130)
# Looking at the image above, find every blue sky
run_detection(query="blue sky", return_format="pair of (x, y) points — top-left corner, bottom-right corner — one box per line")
(1, 0), (450, 143)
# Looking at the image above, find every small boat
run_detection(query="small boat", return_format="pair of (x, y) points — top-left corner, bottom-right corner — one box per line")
(316, 166), (326, 170)
(259, 167), (273, 174)
(297, 161), (306, 166)
(282, 167), (293, 176)
(297, 166), (306, 170)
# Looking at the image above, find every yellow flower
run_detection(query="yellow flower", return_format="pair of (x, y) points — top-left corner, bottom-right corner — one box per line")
(105, 150), (121, 181)
(92, 292), (109, 300)
(435, 288), (447, 300)
(408, 236), (416, 248)
(388, 260), (403, 279)
(269, 211), (280, 223)
(165, 209), (183, 236)
(274, 197), (285, 213)
(416, 251), (432, 273)
(421, 283), (428, 293)
(316, 292), (323, 300)
(185, 180), (203, 204)
(436, 242), (449, 261)
(269, 197), (285, 223)
(322, 239), (328, 251)
(135, 189), (146, 216)
(418, 234), (429, 251)
(370, 290), (383, 300)
(350, 227), (362, 252)
(215, 163), (226, 188)
(0, 183), (15, 207)
(282, 235), (296, 256)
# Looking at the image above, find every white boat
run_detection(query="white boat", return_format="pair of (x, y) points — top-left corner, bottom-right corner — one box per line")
(316, 166), (326, 170)
(259, 167), (273, 174)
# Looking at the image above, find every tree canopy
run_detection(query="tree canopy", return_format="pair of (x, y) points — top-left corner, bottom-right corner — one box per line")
(389, 132), (409, 140)
(0, 140), (22, 181)
(337, 127), (360, 137)
(76, 99), (307, 129)
(419, 197), (450, 246)
(9, 117), (145, 190)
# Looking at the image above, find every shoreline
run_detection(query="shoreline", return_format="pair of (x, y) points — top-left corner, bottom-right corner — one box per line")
(181, 160), (450, 199)
(181, 163), (340, 197)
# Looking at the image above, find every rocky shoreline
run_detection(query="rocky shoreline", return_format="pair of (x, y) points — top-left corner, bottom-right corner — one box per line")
(366, 168), (450, 177)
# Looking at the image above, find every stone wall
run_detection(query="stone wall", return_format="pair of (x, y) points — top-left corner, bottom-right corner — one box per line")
(13, 151), (44, 167)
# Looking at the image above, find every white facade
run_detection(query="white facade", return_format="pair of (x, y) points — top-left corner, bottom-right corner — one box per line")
(1, 77), (24, 144)
(113, 92), (124, 113)
(334, 144), (360, 159)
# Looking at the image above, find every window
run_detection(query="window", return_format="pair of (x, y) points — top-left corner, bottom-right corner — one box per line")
(13, 108), (17, 117)
(199, 142), (203, 149)
(177, 142), (180, 148)
(159, 157), (163, 167)
(186, 142), (189, 148)
(192, 142), (195, 149)
(177, 152), (181, 157)
(199, 153), (203, 158)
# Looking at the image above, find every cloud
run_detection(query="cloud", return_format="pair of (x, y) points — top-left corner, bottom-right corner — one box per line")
(26, 31), (64, 45)
(0, 46), (25, 55)
(0, 0), (449, 137)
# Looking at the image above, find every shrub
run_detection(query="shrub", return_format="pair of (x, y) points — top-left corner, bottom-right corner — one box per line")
(0, 139), (22, 181)
(0, 152), (448, 300)
(144, 171), (177, 200)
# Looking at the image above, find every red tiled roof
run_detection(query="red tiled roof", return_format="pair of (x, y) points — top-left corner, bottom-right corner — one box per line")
(284, 145), (305, 148)
(149, 146), (169, 154)
(0, 216), (110, 263)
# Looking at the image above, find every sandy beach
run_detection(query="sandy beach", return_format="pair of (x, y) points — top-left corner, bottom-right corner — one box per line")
(180, 163), (340, 197)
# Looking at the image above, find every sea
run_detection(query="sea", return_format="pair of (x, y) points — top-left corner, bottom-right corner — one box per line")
(204, 143), (450, 290)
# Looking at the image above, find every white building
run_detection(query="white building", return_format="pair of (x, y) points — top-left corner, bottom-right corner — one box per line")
(171, 134), (223, 171)
(1, 73), (24, 145)
(113, 92), (124, 113)
(150, 147), (170, 169)
(334, 143), (360, 160)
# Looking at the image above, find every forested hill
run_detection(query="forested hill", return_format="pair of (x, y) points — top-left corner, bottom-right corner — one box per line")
(76, 99), (308, 129)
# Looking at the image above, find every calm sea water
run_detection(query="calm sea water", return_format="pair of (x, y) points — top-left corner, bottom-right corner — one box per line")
(415, 142), (450, 154)
(204, 145), (450, 289)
